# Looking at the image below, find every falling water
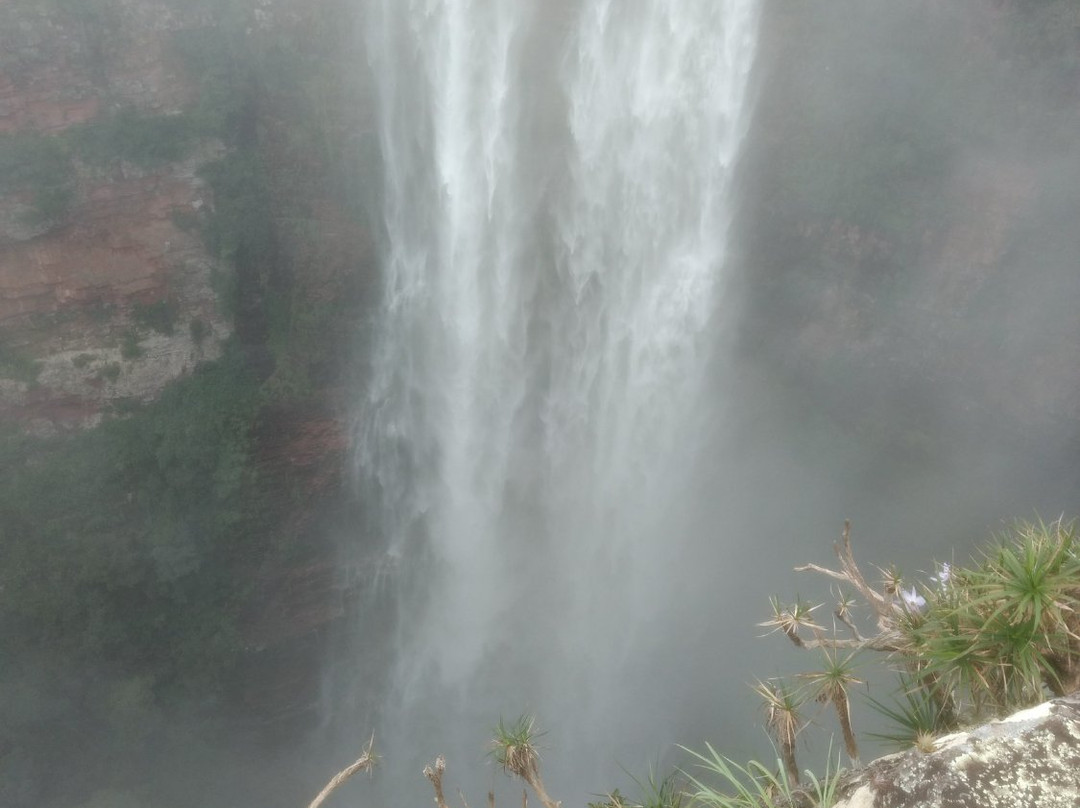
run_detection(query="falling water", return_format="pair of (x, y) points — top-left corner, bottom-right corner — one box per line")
(358, 0), (760, 799)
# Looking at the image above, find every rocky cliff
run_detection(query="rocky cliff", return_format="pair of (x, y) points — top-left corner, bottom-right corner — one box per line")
(0, 2), (376, 806)
(1, 0), (217, 429)
(0, 0), (371, 432)
(834, 695), (1080, 808)
(740, 0), (1080, 451)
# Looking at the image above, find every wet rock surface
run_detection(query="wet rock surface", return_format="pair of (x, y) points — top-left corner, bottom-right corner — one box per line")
(835, 695), (1080, 808)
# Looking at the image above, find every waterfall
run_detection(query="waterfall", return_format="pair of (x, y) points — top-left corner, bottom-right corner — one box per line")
(358, 0), (761, 799)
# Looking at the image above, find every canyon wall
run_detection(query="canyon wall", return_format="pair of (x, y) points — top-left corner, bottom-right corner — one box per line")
(0, 3), (377, 806)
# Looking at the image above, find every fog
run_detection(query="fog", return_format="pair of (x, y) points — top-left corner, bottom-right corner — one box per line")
(4, 1), (1080, 807)
(328, 1), (1080, 806)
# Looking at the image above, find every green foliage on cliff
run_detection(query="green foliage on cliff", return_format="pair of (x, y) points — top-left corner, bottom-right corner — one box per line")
(132, 300), (177, 336)
(0, 132), (76, 223)
(0, 348), (264, 691)
(0, 340), (43, 383)
(66, 108), (201, 169)
(760, 518), (1080, 771)
(172, 0), (368, 402)
(0, 108), (204, 223)
(199, 152), (275, 269)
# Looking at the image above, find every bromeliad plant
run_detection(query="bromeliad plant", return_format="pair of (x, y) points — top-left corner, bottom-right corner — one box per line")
(765, 517), (1080, 766)
(491, 714), (562, 808)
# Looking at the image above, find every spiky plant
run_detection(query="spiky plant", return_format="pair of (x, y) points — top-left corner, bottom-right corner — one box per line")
(771, 518), (1080, 776)
(798, 651), (862, 763)
(761, 596), (825, 648)
(635, 770), (686, 808)
(966, 518), (1080, 697)
(753, 679), (805, 785)
(588, 789), (632, 808)
(832, 589), (860, 640)
(896, 518), (1080, 718)
(865, 675), (955, 751)
(603, 766), (687, 808)
(679, 744), (798, 808)
(491, 715), (560, 808)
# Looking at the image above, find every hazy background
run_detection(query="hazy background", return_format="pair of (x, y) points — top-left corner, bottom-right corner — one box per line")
(1, 0), (1078, 806)
(327, 1), (1080, 805)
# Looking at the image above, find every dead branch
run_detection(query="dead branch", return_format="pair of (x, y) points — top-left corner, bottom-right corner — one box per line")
(306, 735), (376, 808)
(790, 633), (902, 652)
(792, 563), (853, 585)
(779, 522), (916, 657)
(424, 755), (450, 808)
(795, 521), (895, 632)
(834, 607), (862, 642)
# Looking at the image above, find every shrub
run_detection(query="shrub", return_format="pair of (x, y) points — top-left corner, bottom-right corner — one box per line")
(189, 317), (209, 346)
(66, 108), (200, 169)
(120, 329), (144, 360)
(0, 132), (76, 223)
(0, 349), (264, 691)
(761, 517), (1080, 767)
(132, 300), (176, 336)
(0, 341), (42, 383)
(97, 363), (122, 382)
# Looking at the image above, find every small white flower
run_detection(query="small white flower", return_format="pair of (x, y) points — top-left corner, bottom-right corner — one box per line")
(900, 587), (926, 611)
(931, 562), (951, 586)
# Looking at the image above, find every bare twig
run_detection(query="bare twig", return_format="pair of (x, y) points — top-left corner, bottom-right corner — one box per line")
(835, 608), (862, 641)
(836, 520), (893, 625)
(306, 735), (376, 808)
(792, 563), (853, 584)
(794, 521), (895, 635)
(424, 756), (450, 808)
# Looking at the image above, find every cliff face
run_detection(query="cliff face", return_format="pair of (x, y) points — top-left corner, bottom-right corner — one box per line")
(0, 0), (227, 430)
(0, 0), (368, 432)
(740, 0), (1080, 447)
(834, 695), (1080, 808)
(0, 4), (374, 804)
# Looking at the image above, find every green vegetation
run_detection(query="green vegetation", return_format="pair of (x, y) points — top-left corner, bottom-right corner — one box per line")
(0, 348), (264, 693)
(680, 744), (842, 808)
(169, 205), (201, 233)
(897, 519), (1080, 707)
(0, 132), (76, 223)
(66, 108), (200, 169)
(120, 329), (144, 360)
(132, 300), (177, 336)
(396, 520), (1080, 808)
(0, 339), (42, 383)
(489, 717), (558, 808)
(755, 518), (1080, 782)
(189, 317), (209, 346)
(198, 152), (275, 270)
(0, 107), (204, 224)
(590, 771), (686, 808)
(0, 2), (370, 806)
(97, 362), (122, 382)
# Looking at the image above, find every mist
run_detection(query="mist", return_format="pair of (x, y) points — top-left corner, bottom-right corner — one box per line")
(333, 0), (1080, 805)
(2, 1), (1079, 807)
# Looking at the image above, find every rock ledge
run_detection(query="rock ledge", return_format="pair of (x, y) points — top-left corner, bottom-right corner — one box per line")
(835, 694), (1080, 808)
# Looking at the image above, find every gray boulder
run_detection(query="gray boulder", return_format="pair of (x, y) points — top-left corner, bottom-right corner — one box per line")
(833, 694), (1080, 808)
